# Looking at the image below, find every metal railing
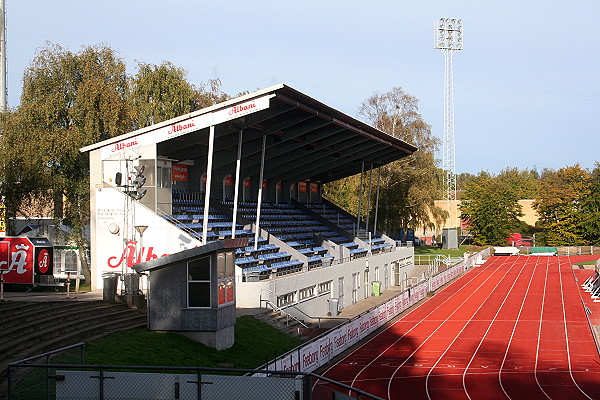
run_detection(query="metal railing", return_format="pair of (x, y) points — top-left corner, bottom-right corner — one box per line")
(259, 290), (309, 329)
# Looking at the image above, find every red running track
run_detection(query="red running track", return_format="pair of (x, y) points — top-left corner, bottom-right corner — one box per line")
(317, 256), (600, 399)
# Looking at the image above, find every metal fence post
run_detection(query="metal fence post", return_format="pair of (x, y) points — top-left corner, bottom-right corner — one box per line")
(7, 365), (12, 399)
(46, 354), (51, 400)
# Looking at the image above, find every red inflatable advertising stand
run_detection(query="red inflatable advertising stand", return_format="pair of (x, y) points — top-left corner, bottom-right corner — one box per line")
(0, 237), (54, 285)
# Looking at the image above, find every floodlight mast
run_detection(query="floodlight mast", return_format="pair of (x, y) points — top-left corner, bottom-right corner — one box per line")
(0, 0), (6, 111)
(435, 18), (463, 227)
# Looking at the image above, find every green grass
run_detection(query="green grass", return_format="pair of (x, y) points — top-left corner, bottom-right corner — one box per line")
(81, 316), (303, 369)
(574, 260), (598, 266)
(10, 316), (302, 398)
(413, 245), (486, 258)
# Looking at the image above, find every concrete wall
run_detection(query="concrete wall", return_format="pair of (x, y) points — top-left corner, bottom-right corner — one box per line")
(149, 263), (236, 332)
(236, 246), (414, 319)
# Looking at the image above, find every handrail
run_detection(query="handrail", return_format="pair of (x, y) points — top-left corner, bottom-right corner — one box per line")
(582, 299), (600, 357)
(10, 342), (85, 365)
(156, 207), (202, 240)
(284, 302), (349, 328)
(260, 298), (309, 328)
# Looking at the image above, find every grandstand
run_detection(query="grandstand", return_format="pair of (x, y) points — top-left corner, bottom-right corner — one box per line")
(81, 84), (418, 318)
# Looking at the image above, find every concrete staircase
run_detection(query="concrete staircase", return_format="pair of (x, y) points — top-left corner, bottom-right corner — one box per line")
(0, 300), (146, 399)
(253, 310), (312, 341)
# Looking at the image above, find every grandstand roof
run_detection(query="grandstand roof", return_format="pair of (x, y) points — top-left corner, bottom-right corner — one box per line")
(81, 84), (417, 183)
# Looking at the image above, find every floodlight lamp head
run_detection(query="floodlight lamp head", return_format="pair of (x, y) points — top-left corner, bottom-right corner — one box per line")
(434, 18), (463, 51)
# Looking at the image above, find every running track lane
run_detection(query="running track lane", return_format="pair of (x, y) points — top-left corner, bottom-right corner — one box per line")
(318, 256), (600, 399)
(314, 254), (506, 398)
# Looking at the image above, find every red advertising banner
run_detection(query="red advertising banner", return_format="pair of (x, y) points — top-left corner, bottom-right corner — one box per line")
(262, 180), (267, 189)
(276, 181), (282, 191)
(201, 173), (207, 184)
(310, 182), (318, 193)
(0, 237), (34, 284)
(243, 177), (251, 188)
(172, 164), (188, 181)
(223, 175), (233, 186)
(298, 181), (307, 193)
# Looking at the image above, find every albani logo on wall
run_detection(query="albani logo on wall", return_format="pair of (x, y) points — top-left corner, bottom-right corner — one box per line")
(110, 138), (139, 154)
(100, 95), (273, 160)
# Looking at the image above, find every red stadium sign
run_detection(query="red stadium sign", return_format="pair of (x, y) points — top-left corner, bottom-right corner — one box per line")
(172, 164), (188, 181)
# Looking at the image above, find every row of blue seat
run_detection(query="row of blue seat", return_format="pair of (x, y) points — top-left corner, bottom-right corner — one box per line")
(172, 214), (229, 222)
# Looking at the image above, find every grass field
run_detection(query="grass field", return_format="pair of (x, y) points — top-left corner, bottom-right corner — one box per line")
(79, 316), (303, 369)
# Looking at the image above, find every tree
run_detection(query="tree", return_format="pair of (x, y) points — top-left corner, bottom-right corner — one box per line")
(194, 78), (231, 108)
(130, 61), (197, 128)
(497, 167), (540, 199)
(324, 87), (447, 237)
(579, 163), (600, 244)
(0, 43), (132, 283)
(533, 164), (591, 246)
(459, 174), (523, 245)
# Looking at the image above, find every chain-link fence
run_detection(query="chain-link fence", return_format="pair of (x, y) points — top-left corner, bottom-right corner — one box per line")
(8, 356), (383, 400)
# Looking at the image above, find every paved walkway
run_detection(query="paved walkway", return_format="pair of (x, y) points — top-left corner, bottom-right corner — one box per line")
(1, 289), (104, 302)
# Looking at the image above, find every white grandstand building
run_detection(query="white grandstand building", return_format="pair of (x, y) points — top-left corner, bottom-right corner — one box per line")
(81, 84), (419, 319)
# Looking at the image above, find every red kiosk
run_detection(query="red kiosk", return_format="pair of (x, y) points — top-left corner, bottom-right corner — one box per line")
(0, 237), (55, 286)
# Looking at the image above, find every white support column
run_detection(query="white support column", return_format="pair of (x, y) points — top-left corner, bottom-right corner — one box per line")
(356, 162), (365, 236)
(365, 163), (373, 234)
(373, 166), (381, 234)
(231, 130), (243, 239)
(202, 125), (215, 244)
(253, 135), (267, 249)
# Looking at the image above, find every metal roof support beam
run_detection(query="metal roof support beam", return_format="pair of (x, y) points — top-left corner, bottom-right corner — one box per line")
(294, 147), (401, 184)
(275, 93), (415, 152)
(202, 125), (215, 244)
(210, 120), (334, 172)
(231, 129), (243, 239)
(229, 126), (346, 173)
(253, 135), (267, 250)
(262, 140), (383, 183)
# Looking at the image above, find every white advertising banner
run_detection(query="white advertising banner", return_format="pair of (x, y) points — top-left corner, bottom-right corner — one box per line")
(386, 300), (395, 322)
(317, 335), (334, 367)
(101, 95), (272, 160)
(346, 320), (360, 347)
(377, 304), (387, 325)
(358, 313), (371, 341)
(300, 341), (320, 373)
(277, 351), (300, 373)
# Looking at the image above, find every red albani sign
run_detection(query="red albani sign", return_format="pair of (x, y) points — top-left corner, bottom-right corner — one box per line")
(0, 237), (54, 284)
(298, 181), (307, 193)
(172, 164), (188, 181)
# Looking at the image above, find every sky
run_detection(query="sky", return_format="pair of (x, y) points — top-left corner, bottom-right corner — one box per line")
(4, 1), (599, 175)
